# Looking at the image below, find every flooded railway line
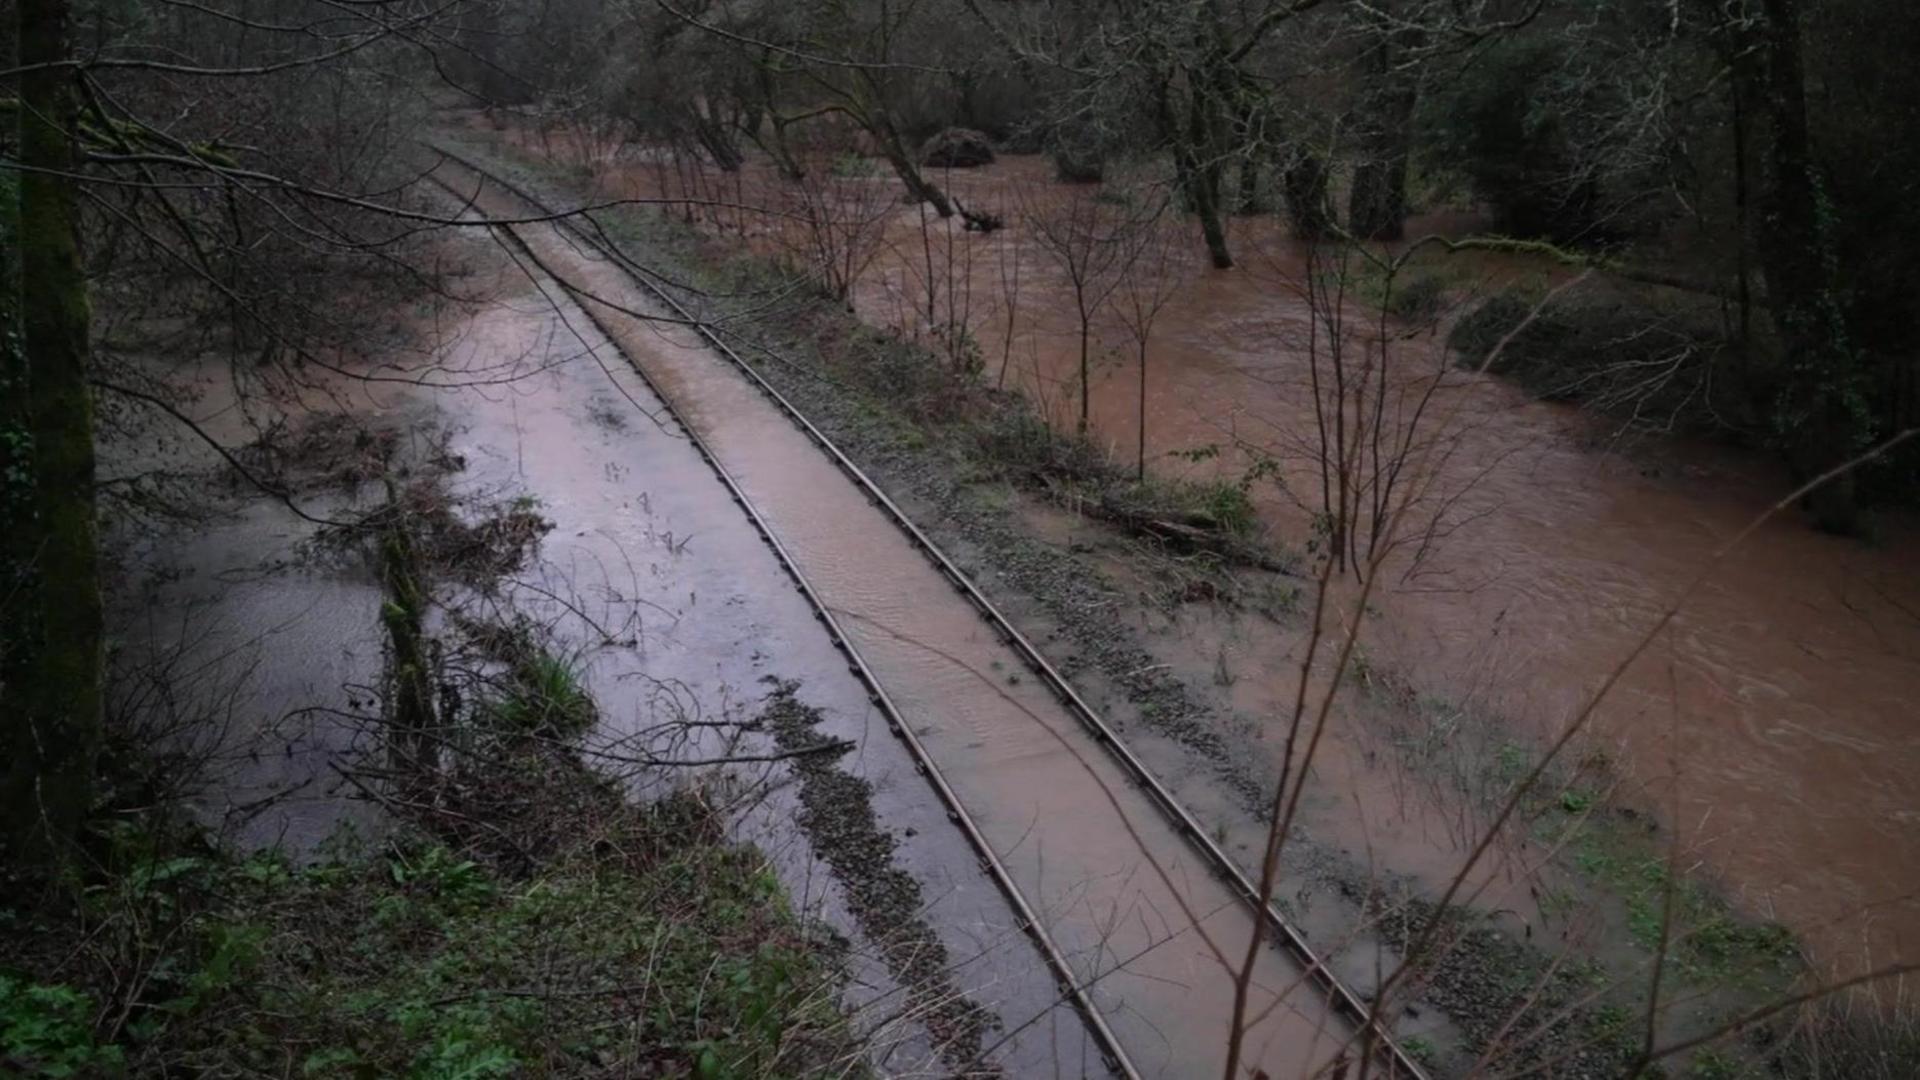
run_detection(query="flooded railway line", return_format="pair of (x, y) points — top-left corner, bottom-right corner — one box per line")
(425, 146), (1429, 1079)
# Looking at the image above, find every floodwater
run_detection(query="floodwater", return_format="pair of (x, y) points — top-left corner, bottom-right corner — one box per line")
(459, 172), (1377, 1077)
(105, 227), (1113, 1074)
(100, 358), (392, 853)
(410, 251), (1106, 1075)
(577, 142), (1920, 976)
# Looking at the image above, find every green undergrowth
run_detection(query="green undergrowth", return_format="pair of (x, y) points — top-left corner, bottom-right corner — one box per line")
(1365, 665), (1804, 995)
(1, 632), (856, 1079)
(486, 646), (598, 739)
(3, 831), (847, 1078)
(1348, 663), (1844, 1075)
(1564, 814), (1799, 989)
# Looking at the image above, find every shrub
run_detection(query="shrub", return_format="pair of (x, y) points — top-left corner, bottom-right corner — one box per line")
(827, 152), (883, 179)
(486, 648), (597, 739)
(1450, 286), (1731, 436)
(0, 977), (124, 1078)
(919, 128), (996, 169)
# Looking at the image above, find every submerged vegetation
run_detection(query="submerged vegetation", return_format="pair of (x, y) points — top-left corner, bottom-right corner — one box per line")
(2, 480), (858, 1078)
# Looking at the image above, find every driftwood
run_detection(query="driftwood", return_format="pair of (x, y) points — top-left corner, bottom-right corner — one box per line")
(952, 195), (1003, 233)
(1113, 509), (1297, 575)
(1032, 473), (1295, 574)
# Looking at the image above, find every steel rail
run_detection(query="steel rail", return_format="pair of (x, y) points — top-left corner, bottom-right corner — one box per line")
(422, 168), (1141, 1079)
(428, 144), (1430, 1080)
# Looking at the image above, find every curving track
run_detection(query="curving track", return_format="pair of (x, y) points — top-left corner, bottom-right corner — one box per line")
(425, 143), (1428, 1080)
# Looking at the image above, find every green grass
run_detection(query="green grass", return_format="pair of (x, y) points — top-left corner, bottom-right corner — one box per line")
(3, 828), (849, 1078)
(1363, 663), (1805, 999)
(488, 648), (597, 738)
(1543, 792), (1801, 990)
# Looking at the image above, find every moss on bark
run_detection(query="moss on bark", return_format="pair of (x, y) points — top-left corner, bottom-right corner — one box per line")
(3, 0), (103, 866)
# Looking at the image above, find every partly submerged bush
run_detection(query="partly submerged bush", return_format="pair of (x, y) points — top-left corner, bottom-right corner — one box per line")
(487, 648), (597, 739)
(1382, 270), (1453, 326)
(919, 127), (996, 169)
(1450, 286), (1732, 437)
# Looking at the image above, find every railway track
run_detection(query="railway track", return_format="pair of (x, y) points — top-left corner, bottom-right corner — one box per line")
(424, 143), (1430, 1080)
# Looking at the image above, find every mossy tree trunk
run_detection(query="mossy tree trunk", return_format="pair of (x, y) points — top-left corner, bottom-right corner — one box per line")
(1346, 5), (1423, 241)
(1283, 150), (1334, 240)
(1157, 62), (1235, 269)
(379, 503), (438, 775)
(3, 0), (104, 864)
(1746, 0), (1867, 532)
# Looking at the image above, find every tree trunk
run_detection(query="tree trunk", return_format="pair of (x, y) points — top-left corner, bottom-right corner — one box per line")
(1236, 150), (1266, 215)
(877, 125), (952, 217)
(4, 0), (103, 864)
(1748, 0), (1865, 533)
(691, 105), (744, 172)
(750, 59), (807, 181)
(1187, 75), (1234, 267)
(1347, 158), (1407, 240)
(1233, 96), (1269, 215)
(380, 505), (438, 774)
(1283, 151), (1333, 240)
(1346, 8), (1421, 240)
(1191, 164), (1233, 268)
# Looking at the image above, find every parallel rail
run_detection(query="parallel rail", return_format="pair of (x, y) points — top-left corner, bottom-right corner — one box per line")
(421, 166), (1140, 1079)
(427, 143), (1430, 1080)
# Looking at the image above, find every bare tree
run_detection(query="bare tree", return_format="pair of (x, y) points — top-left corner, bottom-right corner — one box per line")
(1108, 195), (1187, 480)
(1020, 185), (1137, 435)
(775, 144), (896, 301)
(659, 0), (960, 216)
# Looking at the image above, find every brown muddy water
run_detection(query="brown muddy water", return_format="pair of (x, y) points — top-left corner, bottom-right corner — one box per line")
(551, 139), (1919, 976)
(456, 175), (1380, 1077)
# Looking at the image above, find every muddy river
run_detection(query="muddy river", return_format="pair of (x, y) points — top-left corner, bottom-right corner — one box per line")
(570, 144), (1919, 976)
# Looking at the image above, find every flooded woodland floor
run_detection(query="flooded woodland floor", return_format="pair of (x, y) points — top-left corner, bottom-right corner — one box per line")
(435, 111), (1920, 1037)
(95, 105), (1917, 1076)
(100, 182), (1392, 1073)
(461, 119), (1920, 990)
(440, 159), (1384, 1076)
